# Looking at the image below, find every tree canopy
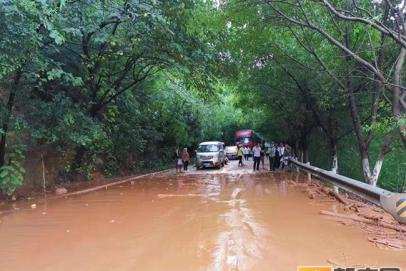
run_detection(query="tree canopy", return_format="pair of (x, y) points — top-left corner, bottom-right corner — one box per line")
(1, 0), (406, 195)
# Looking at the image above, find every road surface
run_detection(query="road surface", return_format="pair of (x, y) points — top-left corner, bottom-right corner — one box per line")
(0, 160), (405, 271)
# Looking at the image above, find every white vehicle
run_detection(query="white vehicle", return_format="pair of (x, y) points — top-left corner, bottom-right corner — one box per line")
(196, 141), (226, 169)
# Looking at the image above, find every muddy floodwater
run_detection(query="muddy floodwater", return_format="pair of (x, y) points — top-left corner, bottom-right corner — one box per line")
(1, 162), (406, 271)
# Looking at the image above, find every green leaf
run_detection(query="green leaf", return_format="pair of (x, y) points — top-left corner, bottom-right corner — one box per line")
(49, 30), (65, 45)
(0, 169), (8, 178)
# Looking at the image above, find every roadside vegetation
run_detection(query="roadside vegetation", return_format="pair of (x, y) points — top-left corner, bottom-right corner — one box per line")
(0, 0), (405, 195)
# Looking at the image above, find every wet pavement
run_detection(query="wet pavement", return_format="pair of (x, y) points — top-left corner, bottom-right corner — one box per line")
(1, 160), (406, 271)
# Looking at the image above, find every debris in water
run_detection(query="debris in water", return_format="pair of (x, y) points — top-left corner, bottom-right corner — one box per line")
(264, 188), (271, 194)
(157, 193), (208, 199)
(31, 204), (37, 209)
(327, 258), (342, 266)
(130, 181), (135, 185)
(66, 229), (70, 233)
(41, 212), (47, 215)
(55, 187), (68, 195)
(109, 219), (115, 223)
(293, 179), (406, 249)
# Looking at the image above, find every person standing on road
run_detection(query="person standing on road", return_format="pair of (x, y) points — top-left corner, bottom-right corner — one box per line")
(260, 144), (265, 169)
(182, 148), (190, 171)
(243, 146), (249, 160)
(237, 146), (244, 167)
(252, 143), (261, 171)
(281, 143), (291, 169)
(273, 144), (280, 170)
(265, 145), (270, 166)
(174, 148), (182, 173)
(278, 143), (285, 169)
(268, 144), (276, 171)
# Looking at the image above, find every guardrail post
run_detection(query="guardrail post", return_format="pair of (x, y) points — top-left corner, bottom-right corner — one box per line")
(306, 162), (311, 181)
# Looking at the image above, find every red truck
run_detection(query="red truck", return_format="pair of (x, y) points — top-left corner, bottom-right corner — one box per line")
(234, 129), (262, 149)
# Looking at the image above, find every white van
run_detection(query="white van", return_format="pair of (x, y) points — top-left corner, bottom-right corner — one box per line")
(196, 141), (225, 169)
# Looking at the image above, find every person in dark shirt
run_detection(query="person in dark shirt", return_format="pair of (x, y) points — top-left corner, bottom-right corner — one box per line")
(273, 145), (280, 170)
(260, 144), (265, 169)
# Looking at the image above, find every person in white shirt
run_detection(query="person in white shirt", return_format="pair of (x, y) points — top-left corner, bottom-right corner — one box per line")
(243, 146), (249, 160)
(278, 144), (285, 156)
(252, 143), (261, 171)
(281, 143), (291, 169)
(278, 144), (285, 169)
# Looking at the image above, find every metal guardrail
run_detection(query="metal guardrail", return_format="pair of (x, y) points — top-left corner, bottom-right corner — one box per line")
(289, 158), (406, 224)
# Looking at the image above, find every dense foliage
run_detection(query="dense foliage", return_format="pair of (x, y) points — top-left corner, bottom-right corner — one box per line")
(207, 0), (406, 191)
(1, 0), (406, 195)
(0, 0), (230, 194)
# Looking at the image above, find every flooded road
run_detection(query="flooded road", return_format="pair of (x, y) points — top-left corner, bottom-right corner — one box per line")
(1, 161), (406, 271)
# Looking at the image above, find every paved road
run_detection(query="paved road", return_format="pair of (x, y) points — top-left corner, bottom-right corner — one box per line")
(0, 160), (405, 271)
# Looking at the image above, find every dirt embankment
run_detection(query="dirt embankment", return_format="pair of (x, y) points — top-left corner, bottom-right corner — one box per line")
(6, 145), (171, 201)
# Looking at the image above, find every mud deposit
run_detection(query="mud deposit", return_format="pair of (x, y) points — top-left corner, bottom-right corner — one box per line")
(1, 166), (405, 271)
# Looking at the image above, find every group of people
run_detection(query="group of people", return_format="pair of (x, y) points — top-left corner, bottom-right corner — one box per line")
(174, 143), (291, 173)
(268, 143), (291, 171)
(174, 148), (190, 173)
(237, 143), (291, 171)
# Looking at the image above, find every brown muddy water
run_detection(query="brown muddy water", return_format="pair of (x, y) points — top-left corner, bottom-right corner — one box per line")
(0, 167), (405, 271)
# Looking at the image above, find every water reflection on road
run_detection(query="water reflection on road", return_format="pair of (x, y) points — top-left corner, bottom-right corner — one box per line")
(1, 164), (406, 271)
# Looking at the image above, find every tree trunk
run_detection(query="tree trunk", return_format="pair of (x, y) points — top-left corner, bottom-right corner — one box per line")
(360, 157), (372, 182)
(348, 77), (373, 183)
(295, 139), (304, 162)
(327, 113), (338, 173)
(299, 134), (309, 163)
(330, 141), (338, 174)
(393, 45), (406, 148)
(344, 27), (373, 183)
(0, 69), (22, 168)
(372, 133), (393, 186)
(362, 133), (392, 186)
(396, 114), (406, 148)
(369, 159), (383, 187)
